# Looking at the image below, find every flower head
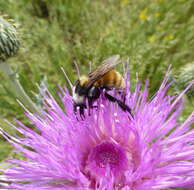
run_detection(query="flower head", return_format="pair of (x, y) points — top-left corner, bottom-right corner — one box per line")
(174, 63), (194, 99)
(0, 15), (20, 61)
(0, 71), (194, 190)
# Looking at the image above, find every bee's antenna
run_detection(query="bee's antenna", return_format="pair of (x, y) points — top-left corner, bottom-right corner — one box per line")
(123, 57), (130, 77)
(126, 57), (130, 72)
(122, 60), (126, 74)
(73, 61), (80, 78)
(89, 61), (92, 72)
(61, 67), (73, 89)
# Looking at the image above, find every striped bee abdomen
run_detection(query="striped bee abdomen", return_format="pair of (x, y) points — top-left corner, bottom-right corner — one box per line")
(94, 70), (125, 89)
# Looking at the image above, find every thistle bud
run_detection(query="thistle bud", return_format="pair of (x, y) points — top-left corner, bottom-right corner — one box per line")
(0, 15), (20, 61)
(175, 63), (194, 98)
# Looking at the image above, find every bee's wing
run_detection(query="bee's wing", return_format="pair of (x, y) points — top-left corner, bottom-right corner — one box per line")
(85, 55), (121, 88)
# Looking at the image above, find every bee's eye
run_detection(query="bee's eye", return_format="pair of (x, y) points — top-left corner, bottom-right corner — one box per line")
(75, 84), (88, 95)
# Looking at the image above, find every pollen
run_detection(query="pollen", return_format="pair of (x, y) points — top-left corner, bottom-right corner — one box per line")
(85, 141), (128, 179)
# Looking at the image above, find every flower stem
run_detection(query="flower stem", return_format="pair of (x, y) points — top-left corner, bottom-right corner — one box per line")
(0, 61), (39, 113)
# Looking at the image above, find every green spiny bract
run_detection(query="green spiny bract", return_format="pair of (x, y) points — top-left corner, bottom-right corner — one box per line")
(174, 63), (194, 99)
(0, 16), (20, 61)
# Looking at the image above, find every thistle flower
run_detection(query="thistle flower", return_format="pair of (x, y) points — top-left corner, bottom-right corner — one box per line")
(0, 71), (194, 190)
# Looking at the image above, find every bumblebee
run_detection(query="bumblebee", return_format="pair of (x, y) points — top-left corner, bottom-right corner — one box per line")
(72, 55), (131, 116)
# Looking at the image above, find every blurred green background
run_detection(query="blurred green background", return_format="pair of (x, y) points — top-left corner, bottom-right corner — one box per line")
(0, 1), (193, 188)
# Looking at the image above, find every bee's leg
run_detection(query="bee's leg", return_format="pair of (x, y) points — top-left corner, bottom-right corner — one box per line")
(104, 92), (117, 102)
(87, 98), (98, 115)
(73, 105), (78, 122)
(73, 104), (78, 114)
(105, 92), (132, 116)
(116, 100), (132, 115)
(73, 104), (86, 120)
(87, 87), (100, 115)
(88, 98), (93, 116)
(118, 90), (126, 103)
(80, 106), (85, 120)
(73, 104), (80, 121)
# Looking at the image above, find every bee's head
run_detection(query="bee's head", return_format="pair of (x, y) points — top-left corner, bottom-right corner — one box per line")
(72, 75), (89, 105)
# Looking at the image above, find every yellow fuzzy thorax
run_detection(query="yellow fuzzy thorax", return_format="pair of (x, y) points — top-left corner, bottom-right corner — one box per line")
(79, 75), (89, 86)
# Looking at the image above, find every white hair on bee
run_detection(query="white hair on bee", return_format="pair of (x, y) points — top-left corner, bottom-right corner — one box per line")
(61, 67), (73, 89)
(73, 61), (80, 78)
